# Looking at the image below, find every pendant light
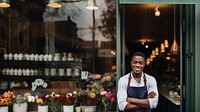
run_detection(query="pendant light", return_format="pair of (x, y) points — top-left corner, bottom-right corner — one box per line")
(170, 4), (179, 55)
(161, 43), (165, 53)
(48, 0), (62, 8)
(0, 0), (10, 8)
(154, 4), (161, 17)
(86, 0), (98, 10)
(164, 39), (169, 48)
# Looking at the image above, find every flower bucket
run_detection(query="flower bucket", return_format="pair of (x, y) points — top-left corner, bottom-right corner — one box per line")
(0, 106), (8, 112)
(13, 103), (28, 112)
(81, 106), (96, 112)
(38, 105), (48, 112)
(63, 105), (73, 112)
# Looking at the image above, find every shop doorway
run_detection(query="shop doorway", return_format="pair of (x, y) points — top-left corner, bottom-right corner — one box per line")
(116, 2), (200, 112)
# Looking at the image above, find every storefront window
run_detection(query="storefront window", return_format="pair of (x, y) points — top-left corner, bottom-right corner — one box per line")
(0, 0), (117, 111)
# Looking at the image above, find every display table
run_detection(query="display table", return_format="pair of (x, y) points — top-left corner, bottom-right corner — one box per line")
(156, 88), (180, 112)
(159, 89), (180, 105)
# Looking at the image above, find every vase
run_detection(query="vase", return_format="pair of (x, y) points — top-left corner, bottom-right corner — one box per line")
(13, 103), (28, 112)
(38, 105), (48, 112)
(81, 105), (96, 112)
(0, 106), (8, 112)
(48, 102), (62, 112)
(34, 88), (42, 97)
(63, 105), (73, 112)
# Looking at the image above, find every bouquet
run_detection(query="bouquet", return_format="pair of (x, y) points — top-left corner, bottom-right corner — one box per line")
(78, 88), (99, 106)
(46, 92), (62, 112)
(90, 73), (116, 110)
(100, 89), (116, 110)
(60, 91), (78, 106)
(0, 91), (15, 106)
(31, 79), (48, 92)
(12, 93), (35, 104)
(35, 95), (49, 106)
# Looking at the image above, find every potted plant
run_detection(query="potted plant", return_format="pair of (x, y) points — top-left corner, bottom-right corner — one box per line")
(61, 91), (78, 112)
(46, 92), (62, 112)
(100, 75), (116, 111)
(79, 88), (99, 112)
(31, 78), (48, 97)
(12, 93), (35, 112)
(0, 91), (15, 112)
(100, 89), (116, 111)
(35, 95), (49, 112)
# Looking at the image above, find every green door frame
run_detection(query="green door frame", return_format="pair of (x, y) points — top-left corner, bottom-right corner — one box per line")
(116, 0), (200, 112)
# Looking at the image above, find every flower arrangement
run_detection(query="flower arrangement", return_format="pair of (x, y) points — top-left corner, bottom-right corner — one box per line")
(46, 92), (62, 112)
(12, 93), (35, 104)
(0, 91), (15, 106)
(35, 95), (49, 106)
(100, 89), (116, 110)
(78, 88), (99, 106)
(61, 91), (78, 106)
(90, 73), (116, 110)
(31, 79), (48, 92)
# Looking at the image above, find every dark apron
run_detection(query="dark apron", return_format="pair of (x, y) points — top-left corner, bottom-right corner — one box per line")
(125, 73), (151, 112)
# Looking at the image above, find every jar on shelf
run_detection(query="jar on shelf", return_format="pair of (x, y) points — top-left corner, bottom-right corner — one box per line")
(62, 52), (67, 61)
(66, 68), (72, 76)
(8, 53), (13, 60)
(18, 53), (23, 60)
(54, 53), (60, 61)
(67, 53), (74, 61)
(72, 66), (82, 77)
(3, 53), (8, 60)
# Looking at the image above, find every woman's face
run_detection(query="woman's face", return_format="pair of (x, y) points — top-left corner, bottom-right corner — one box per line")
(131, 56), (145, 75)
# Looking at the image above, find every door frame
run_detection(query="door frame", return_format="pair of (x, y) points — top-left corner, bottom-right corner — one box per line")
(116, 1), (200, 112)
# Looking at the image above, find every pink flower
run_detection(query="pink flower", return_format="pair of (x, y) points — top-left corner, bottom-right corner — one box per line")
(110, 95), (116, 102)
(100, 88), (105, 92)
(100, 91), (107, 95)
(105, 92), (113, 100)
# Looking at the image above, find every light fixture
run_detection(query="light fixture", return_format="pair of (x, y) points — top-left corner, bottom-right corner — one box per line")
(155, 47), (159, 55)
(146, 58), (150, 65)
(86, 0), (98, 10)
(48, 0), (62, 8)
(152, 50), (156, 58)
(154, 4), (160, 17)
(170, 5), (180, 55)
(0, 0), (10, 8)
(161, 43), (165, 53)
(164, 39), (169, 48)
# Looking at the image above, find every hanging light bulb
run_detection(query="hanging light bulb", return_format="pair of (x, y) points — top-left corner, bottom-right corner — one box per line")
(146, 58), (150, 65)
(154, 4), (161, 17)
(164, 39), (169, 48)
(170, 4), (180, 55)
(154, 9), (160, 17)
(86, 0), (98, 10)
(0, 0), (10, 8)
(161, 43), (165, 53)
(155, 47), (159, 55)
(48, 0), (62, 8)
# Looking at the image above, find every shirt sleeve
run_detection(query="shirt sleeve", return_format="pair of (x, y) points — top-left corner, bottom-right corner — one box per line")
(147, 76), (159, 108)
(117, 77), (128, 111)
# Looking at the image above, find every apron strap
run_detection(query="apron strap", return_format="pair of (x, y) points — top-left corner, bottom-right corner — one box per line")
(127, 73), (131, 88)
(143, 73), (147, 89)
(127, 72), (147, 89)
